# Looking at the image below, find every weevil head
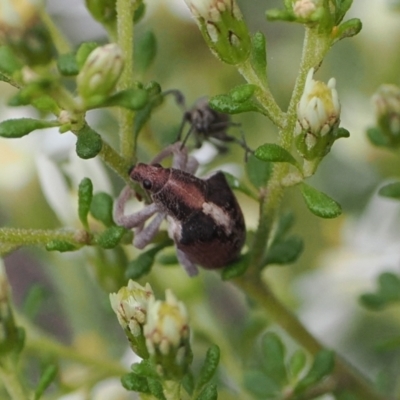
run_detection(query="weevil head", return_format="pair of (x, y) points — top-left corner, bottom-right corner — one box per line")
(130, 163), (170, 194)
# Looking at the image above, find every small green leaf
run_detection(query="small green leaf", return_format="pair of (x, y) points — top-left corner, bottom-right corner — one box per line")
(57, 52), (79, 76)
(196, 345), (220, 390)
(0, 118), (58, 138)
(366, 127), (390, 148)
(22, 285), (48, 319)
(378, 182), (400, 199)
(261, 332), (287, 386)
(75, 41), (98, 69)
(300, 183), (342, 218)
(229, 84), (257, 103)
(246, 153), (272, 188)
(95, 226), (125, 249)
(78, 178), (93, 229)
(333, 18), (362, 43)
(125, 244), (168, 279)
(265, 235), (304, 266)
(196, 383), (218, 400)
(34, 364), (58, 400)
(0, 46), (23, 75)
(255, 143), (299, 168)
(243, 369), (280, 398)
(103, 88), (148, 110)
(147, 378), (167, 400)
(273, 212), (295, 243)
(121, 372), (150, 393)
(76, 125), (103, 159)
(250, 32), (267, 84)
(266, 8), (296, 22)
(223, 172), (257, 200)
(46, 240), (78, 252)
(135, 31), (157, 74)
(131, 360), (160, 379)
(360, 272), (400, 310)
(288, 349), (307, 380)
(209, 94), (264, 115)
(90, 192), (114, 226)
(295, 350), (335, 394)
(134, 2), (146, 23)
(182, 372), (195, 396)
(221, 254), (248, 280)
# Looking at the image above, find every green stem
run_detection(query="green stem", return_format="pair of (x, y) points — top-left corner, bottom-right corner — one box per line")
(116, 0), (136, 162)
(40, 9), (71, 54)
(0, 228), (88, 247)
(238, 59), (285, 129)
(234, 276), (389, 400)
(0, 364), (30, 400)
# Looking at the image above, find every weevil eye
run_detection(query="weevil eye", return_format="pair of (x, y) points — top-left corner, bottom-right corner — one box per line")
(143, 179), (152, 190)
(152, 163), (162, 168)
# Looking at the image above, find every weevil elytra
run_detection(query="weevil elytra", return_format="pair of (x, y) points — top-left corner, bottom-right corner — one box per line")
(114, 143), (246, 277)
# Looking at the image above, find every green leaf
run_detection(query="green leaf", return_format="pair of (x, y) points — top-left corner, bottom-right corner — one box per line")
(0, 46), (23, 75)
(229, 84), (257, 103)
(135, 31), (157, 74)
(261, 332), (287, 386)
(196, 345), (220, 390)
(131, 360), (160, 379)
(221, 254), (248, 280)
(57, 52), (79, 76)
(95, 226), (126, 249)
(125, 244), (168, 279)
(243, 369), (280, 398)
(75, 125), (103, 159)
(209, 93), (264, 115)
(255, 143), (299, 168)
(366, 127), (390, 148)
(121, 372), (150, 393)
(379, 182), (400, 199)
(182, 372), (195, 396)
(134, 2), (146, 23)
(75, 41), (98, 69)
(246, 153), (272, 188)
(22, 285), (48, 319)
(333, 18), (362, 43)
(78, 178), (93, 229)
(360, 272), (400, 310)
(288, 349), (307, 380)
(196, 383), (218, 400)
(34, 364), (58, 400)
(223, 172), (257, 200)
(273, 212), (295, 243)
(250, 32), (267, 84)
(90, 192), (114, 226)
(147, 378), (167, 400)
(103, 88), (148, 110)
(265, 235), (304, 266)
(295, 350), (335, 394)
(300, 183), (342, 218)
(0, 118), (58, 138)
(46, 240), (78, 252)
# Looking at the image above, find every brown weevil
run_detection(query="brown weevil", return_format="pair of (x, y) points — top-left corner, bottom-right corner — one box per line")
(114, 143), (246, 277)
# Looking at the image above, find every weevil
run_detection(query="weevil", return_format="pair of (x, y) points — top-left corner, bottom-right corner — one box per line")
(164, 89), (252, 155)
(114, 143), (246, 277)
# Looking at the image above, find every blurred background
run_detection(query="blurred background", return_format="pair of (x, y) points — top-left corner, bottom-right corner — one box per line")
(1, 0), (400, 398)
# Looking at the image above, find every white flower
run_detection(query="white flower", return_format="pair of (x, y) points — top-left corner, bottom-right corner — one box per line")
(296, 185), (400, 346)
(293, 0), (318, 19)
(109, 281), (154, 336)
(144, 289), (189, 357)
(296, 68), (340, 139)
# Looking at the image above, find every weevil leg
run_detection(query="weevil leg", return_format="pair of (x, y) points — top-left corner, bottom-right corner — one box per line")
(133, 211), (166, 249)
(114, 187), (159, 229)
(176, 249), (199, 277)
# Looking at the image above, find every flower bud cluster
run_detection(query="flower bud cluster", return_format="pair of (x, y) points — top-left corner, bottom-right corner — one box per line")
(110, 281), (191, 376)
(77, 43), (124, 108)
(372, 84), (400, 147)
(183, 0), (251, 65)
(295, 68), (341, 162)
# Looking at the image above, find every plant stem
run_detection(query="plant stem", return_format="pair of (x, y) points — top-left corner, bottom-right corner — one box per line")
(238, 59), (285, 129)
(116, 0), (136, 162)
(234, 275), (388, 400)
(40, 9), (71, 54)
(0, 228), (87, 247)
(0, 362), (30, 400)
